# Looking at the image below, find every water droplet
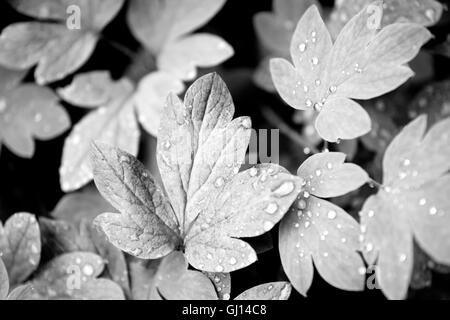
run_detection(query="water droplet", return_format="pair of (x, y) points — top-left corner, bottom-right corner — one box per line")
(304, 221), (311, 229)
(273, 181), (295, 197)
(315, 169), (322, 177)
(305, 99), (313, 107)
(30, 243), (39, 254)
(223, 293), (230, 300)
(82, 264), (94, 276)
(399, 254), (407, 262)
(265, 203), (278, 214)
(358, 267), (367, 275)
(368, 210), (375, 218)
(323, 252), (329, 257)
(263, 221), (274, 231)
(429, 207), (437, 215)
(303, 85), (309, 93)
(242, 118), (252, 129)
(0, 99), (6, 113)
(326, 162), (333, 170)
(327, 210), (337, 220)
(297, 199), (307, 210)
(425, 9), (435, 21)
(216, 265), (224, 272)
(419, 198), (427, 206)
(315, 79), (321, 86)
(34, 113), (43, 122)
(207, 253), (213, 260)
(311, 57), (319, 65)
(229, 257), (237, 265)
(164, 141), (171, 149)
(249, 167), (258, 177)
(303, 191), (310, 198)
(215, 177), (225, 187)
(365, 243), (373, 252)
(329, 86), (337, 94)
(341, 238), (347, 243)
(403, 159), (411, 167)
(313, 103), (323, 112)
(298, 43), (307, 52)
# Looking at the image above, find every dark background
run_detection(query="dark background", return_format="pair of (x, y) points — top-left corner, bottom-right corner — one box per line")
(1, 0), (450, 299)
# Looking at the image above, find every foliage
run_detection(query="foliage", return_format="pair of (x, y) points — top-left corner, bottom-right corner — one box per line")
(0, 0), (450, 301)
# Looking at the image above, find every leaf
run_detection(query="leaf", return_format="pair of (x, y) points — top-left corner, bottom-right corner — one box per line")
(128, 253), (217, 300)
(51, 187), (115, 225)
(128, 258), (162, 300)
(127, 0), (232, 81)
(0, 67), (70, 158)
(92, 142), (181, 259)
(127, 0), (226, 55)
(328, 0), (443, 39)
(0, 213), (41, 285)
(270, 2), (432, 142)
(204, 272), (231, 300)
(0, 258), (8, 299)
(7, 284), (35, 300)
(253, 0), (321, 92)
(30, 252), (124, 300)
(57, 71), (116, 108)
(235, 282), (291, 300)
(92, 73), (303, 273)
(156, 252), (218, 300)
(157, 34), (234, 81)
(279, 152), (367, 295)
(59, 78), (140, 192)
(39, 218), (95, 255)
(133, 71), (185, 137)
(0, 0), (124, 84)
(360, 116), (450, 299)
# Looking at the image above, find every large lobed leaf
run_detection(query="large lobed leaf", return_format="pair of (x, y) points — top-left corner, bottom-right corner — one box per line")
(360, 116), (450, 299)
(0, 67), (70, 158)
(0, 0), (124, 84)
(270, 2), (432, 142)
(92, 73), (304, 273)
(279, 152), (368, 295)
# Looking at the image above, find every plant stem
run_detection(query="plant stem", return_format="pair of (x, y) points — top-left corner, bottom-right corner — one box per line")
(101, 36), (137, 60)
(262, 107), (319, 154)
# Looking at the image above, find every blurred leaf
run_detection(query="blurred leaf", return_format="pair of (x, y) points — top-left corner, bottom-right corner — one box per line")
(407, 81), (450, 126)
(157, 34), (234, 81)
(360, 116), (450, 299)
(1, 0), (124, 84)
(133, 71), (184, 137)
(270, 2), (431, 142)
(0, 67), (70, 158)
(59, 78), (139, 192)
(51, 187), (114, 225)
(328, 0), (443, 39)
(30, 251), (124, 300)
(156, 252), (217, 300)
(253, 0), (321, 92)
(280, 152), (367, 295)
(235, 282), (291, 300)
(0, 213), (41, 286)
(0, 258), (8, 299)
(127, 0), (231, 80)
(57, 71), (115, 108)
